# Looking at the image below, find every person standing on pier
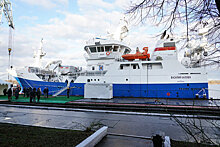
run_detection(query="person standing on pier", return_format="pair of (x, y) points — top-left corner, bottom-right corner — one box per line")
(29, 88), (33, 103)
(46, 87), (49, 98)
(7, 85), (12, 102)
(26, 87), (31, 98)
(3, 88), (7, 96)
(67, 87), (70, 98)
(37, 88), (41, 102)
(33, 88), (36, 102)
(15, 87), (20, 100)
(30, 88), (37, 103)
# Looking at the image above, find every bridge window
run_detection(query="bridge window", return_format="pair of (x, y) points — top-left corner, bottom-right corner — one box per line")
(97, 46), (104, 52)
(90, 47), (96, 53)
(113, 46), (119, 52)
(124, 48), (130, 54)
(105, 46), (112, 52)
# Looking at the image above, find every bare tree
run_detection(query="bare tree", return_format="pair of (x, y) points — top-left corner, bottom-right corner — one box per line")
(126, 0), (220, 42)
(171, 114), (220, 145)
(126, 0), (220, 68)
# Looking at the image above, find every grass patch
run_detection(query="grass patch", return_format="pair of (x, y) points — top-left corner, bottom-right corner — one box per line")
(0, 123), (93, 147)
(0, 95), (83, 103)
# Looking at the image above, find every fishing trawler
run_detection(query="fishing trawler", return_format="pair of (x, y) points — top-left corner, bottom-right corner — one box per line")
(8, 21), (209, 99)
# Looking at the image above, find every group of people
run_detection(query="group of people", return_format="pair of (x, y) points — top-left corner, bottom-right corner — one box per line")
(25, 87), (41, 103)
(23, 87), (49, 103)
(3, 85), (13, 102)
(3, 86), (49, 103)
(3, 85), (20, 101)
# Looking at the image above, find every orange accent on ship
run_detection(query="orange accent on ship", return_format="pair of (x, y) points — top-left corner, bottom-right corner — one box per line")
(154, 46), (176, 51)
(122, 47), (150, 61)
(106, 51), (111, 56)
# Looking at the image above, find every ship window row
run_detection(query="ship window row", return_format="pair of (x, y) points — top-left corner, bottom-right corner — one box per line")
(88, 46), (120, 53)
(191, 88), (202, 91)
(178, 73), (201, 75)
(120, 64), (140, 70)
(179, 73), (188, 75)
(179, 88), (189, 90)
(87, 79), (100, 82)
(179, 87), (202, 91)
(142, 63), (163, 69)
(190, 73), (201, 74)
(119, 63), (163, 70)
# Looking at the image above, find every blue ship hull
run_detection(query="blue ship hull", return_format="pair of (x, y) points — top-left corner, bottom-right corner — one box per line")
(16, 77), (209, 99)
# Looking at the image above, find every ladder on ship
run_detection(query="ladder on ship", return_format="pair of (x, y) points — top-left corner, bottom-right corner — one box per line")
(52, 82), (70, 97)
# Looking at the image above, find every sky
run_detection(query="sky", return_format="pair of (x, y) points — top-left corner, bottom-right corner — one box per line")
(0, 0), (191, 80)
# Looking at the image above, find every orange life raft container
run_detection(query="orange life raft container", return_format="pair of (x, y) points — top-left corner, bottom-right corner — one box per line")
(122, 47), (150, 61)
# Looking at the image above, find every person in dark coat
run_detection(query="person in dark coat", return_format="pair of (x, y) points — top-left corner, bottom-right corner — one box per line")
(36, 88), (41, 102)
(3, 88), (7, 96)
(15, 87), (20, 100)
(26, 87), (30, 97)
(7, 87), (12, 102)
(32, 88), (36, 102)
(67, 87), (70, 98)
(23, 87), (26, 97)
(46, 87), (49, 98)
(29, 88), (33, 103)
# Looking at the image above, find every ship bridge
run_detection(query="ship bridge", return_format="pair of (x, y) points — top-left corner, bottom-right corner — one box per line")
(84, 44), (131, 60)
(84, 38), (131, 72)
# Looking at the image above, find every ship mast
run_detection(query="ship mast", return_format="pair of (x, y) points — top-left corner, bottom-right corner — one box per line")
(33, 38), (46, 68)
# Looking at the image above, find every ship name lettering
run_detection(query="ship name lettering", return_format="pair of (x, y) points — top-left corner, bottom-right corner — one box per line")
(171, 76), (191, 79)
(182, 76), (191, 79)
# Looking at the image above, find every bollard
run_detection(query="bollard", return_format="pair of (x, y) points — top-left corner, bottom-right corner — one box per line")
(152, 134), (163, 147)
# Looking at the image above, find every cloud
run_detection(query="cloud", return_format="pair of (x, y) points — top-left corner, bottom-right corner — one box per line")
(19, 16), (38, 21)
(18, 0), (68, 9)
(78, 0), (115, 11)
(0, 0), (162, 80)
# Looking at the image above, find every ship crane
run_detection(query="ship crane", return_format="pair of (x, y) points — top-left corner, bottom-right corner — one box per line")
(0, 0), (14, 29)
(1, 0), (14, 80)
